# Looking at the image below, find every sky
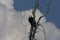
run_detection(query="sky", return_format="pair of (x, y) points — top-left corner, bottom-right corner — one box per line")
(14, 0), (60, 29)
(0, 0), (60, 40)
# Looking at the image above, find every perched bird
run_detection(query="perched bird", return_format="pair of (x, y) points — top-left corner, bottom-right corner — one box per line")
(28, 16), (36, 27)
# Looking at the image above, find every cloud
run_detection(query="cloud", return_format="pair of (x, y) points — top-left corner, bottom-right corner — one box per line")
(0, 0), (14, 9)
(0, 0), (60, 40)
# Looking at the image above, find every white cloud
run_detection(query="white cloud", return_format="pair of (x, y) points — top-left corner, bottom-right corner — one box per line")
(0, 0), (14, 9)
(0, 0), (60, 40)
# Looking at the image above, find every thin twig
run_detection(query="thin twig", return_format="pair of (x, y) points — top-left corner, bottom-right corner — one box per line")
(39, 24), (46, 40)
(44, 0), (52, 16)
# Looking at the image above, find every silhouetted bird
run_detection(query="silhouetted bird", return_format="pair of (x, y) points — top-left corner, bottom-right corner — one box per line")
(28, 16), (36, 27)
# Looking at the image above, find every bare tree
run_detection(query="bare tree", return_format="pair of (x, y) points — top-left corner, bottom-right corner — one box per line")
(28, 0), (52, 40)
